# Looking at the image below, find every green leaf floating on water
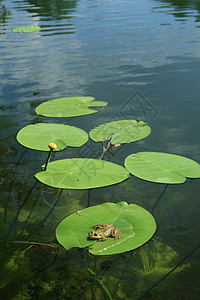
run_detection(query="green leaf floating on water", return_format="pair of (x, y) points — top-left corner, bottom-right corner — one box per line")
(89, 120), (151, 144)
(35, 158), (129, 189)
(125, 152), (200, 184)
(12, 25), (41, 33)
(35, 96), (107, 117)
(56, 202), (156, 255)
(16, 123), (88, 151)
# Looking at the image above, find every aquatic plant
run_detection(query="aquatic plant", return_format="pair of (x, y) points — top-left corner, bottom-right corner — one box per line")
(12, 25), (41, 33)
(125, 151), (200, 184)
(17, 123), (89, 151)
(15, 95), (200, 253)
(56, 202), (156, 256)
(35, 96), (108, 117)
(3, 95), (200, 299)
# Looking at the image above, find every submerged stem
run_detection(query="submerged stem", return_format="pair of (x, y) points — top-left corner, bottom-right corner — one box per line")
(39, 188), (63, 225)
(138, 242), (200, 299)
(7, 181), (38, 239)
(44, 148), (53, 171)
(27, 188), (63, 241)
(151, 184), (168, 214)
(18, 196), (40, 239)
(91, 257), (97, 299)
(112, 251), (134, 298)
(87, 189), (91, 207)
(4, 149), (27, 224)
(88, 267), (113, 300)
(44, 142), (58, 171)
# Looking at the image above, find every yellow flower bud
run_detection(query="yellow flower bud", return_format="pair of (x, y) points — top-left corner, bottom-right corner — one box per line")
(48, 142), (57, 150)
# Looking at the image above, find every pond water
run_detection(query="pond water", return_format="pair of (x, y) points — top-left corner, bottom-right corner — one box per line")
(1, 0), (200, 299)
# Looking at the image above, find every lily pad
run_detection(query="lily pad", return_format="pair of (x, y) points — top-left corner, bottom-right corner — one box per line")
(16, 123), (88, 151)
(89, 120), (151, 144)
(35, 158), (130, 189)
(125, 152), (200, 184)
(35, 97), (107, 117)
(12, 25), (41, 33)
(56, 202), (156, 255)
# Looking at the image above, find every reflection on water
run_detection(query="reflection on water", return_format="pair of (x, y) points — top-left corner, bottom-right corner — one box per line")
(0, 3), (11, 33)
(1, 0), (200, 298)
(158, 0), (200, 11)
(24, 0), (78, 20)
(0, 4), (11, 23)
(13, 0), (79, 35)
(155, 0), (200, 22)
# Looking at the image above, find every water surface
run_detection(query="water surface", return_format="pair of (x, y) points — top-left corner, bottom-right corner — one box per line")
(1, 0), (200, 299)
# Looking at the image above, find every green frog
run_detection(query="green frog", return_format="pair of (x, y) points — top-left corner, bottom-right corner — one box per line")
(88, 224), (121, 241)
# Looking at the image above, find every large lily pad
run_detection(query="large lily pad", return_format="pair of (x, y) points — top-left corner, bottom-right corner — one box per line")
(56, 202), (156, 255)
(12, 25), (41, 33)
(125, 152), (200, 184)
(89, 120), (151, 144)
(35, 97), (107, 117)
(35, 158), (130, 189)
(16, 123), (88, 151)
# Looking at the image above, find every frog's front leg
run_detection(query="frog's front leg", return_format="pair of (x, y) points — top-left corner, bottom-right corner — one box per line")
(97, 237), (108, 242)
(111, 228), (121, 240)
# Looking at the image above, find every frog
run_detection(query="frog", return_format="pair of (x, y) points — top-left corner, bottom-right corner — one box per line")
(88, 224), (121, 241)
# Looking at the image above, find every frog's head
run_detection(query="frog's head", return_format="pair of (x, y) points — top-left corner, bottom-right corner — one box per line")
(88, 230), (101, 239)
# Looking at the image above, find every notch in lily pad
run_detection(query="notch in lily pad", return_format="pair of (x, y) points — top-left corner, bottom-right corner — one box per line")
(35, 96), (108, 118)
(56, 202), (156, 256)
(125, 152), (200, 184)
(12, 25), (41, 33)
(89, 120), (151, 145)
(16, 123), (88, 151)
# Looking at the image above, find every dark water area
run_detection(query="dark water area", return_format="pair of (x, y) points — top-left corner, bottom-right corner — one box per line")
(1, 0), (200, 299)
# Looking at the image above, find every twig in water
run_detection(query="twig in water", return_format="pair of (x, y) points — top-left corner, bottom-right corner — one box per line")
(99, 140), (112, 160)
(0, 240), (58, 249)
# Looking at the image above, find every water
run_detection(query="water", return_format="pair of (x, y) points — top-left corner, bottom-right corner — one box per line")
(1, 0), (200, 299)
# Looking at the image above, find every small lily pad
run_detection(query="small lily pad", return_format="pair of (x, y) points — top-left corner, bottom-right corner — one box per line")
(16, 123), (88, 151)
(35, 97), (107, 118)
(56, 202), (156, 255)
(12, 25), (41, 33)
(89, 120), (151, 144)
(125, 152), (200, 184)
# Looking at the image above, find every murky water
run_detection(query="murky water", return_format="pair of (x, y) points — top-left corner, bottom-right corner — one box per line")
(1, 0), (200, 299)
